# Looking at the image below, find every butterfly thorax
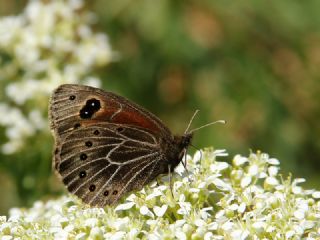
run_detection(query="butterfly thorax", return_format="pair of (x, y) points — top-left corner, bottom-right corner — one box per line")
(162, 133), (193, 172)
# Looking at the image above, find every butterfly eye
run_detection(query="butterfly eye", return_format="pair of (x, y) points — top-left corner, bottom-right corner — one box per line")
(80, 153), (88, 160)
(89, 184), (96, 192)
(69, 95), (76, 100)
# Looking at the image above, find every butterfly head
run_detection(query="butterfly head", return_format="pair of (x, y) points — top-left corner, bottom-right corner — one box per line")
(173, 132), (193, 162)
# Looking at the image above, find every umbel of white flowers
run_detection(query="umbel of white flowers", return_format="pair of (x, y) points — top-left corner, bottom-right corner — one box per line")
(1, 149), (320, 239)
(0, 0), (113, 154)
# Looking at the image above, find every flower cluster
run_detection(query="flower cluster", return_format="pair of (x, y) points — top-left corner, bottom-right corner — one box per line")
(1, 149), (319, 239)
(0, 0), (112, 154)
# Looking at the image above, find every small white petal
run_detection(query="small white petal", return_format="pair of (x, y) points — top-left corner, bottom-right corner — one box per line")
(293, 224), (304, 235)
(215, 210), (225, 219)
(90, 227), (103, 238)
(1, 236), (13, 240)
(175, 219), (186, 227)
(221, 221), (234, 231)
(302, 221), (315, 229)
(252, 222), (266, 232)
(292, 186), (302, 194)
(258, 172), (268, 178)
(312, 191), (320, 199)
(294, 210), (305, 220)
(208, 222), (218, 230)
(179, 194), (186, 202)
(265, 177), (279, 186)
(193, 150), (202, 163)
(212, 162), (229, 171)
(146, 220), (157, 226)
(111, 231), (126, 240)
(112, 217), (130, 230)
(230, 229), (249, 240)
(140, 206), (154, 218)
(212, 178), (232, 191)
(268, 166), (279, 176)
(84, 218), (98, 228)
(248, 164), (259, 176)
(194, 219), (206, 227)
(175, 231), (187, 240)
(213, 149), (228, 156)
(204, 232), (214, 240)
(75, 233), (87, 240)
(115, 202), (135, 211)
(238, 203), (246, 213)
(233, 155), (248, 166)
(127, 193), (137, 202)
(229, 204), (238, 211)
(198, 181), (206, 189)
(267, 158), (280, 165)
(286, 231), (295, 239)
(241, 176), (252, 188)
(190, 188), (200, 193)
(153, 205), (168, 217)
(293, 178), (306, 185)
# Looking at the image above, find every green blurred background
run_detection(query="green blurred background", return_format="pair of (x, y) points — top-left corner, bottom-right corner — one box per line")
(0, 0), (319, 215)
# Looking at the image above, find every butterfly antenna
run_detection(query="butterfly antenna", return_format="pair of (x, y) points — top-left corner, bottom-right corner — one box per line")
(185, 110), (200, 134)
(189, 120), (226, 133)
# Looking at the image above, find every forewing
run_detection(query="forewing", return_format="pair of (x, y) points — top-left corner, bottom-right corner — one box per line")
(57, 122), (165, 206)
(49, 84), (171, 142)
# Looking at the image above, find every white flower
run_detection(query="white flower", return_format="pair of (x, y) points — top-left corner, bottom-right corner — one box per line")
(265, 176), (279, 186)
(312, 192), (320, 199)
(193, 150), (202, 163)
(241, 176), (252, 188)
(1, 149), (320, 239)
(115, 202), (135, 211)
(210, 161), (229, 172)
(213, 149), (228, 157)
(153, 205), (168, 217)
(84, 218), (98, 227)
(233, 154), (248, 166)
(212, 178), (232, 191)
(268, 166), (279, 176)
(175, 231), (187, 240)
(140, 206), (154, 218)
(267, 158), (280, 165)
(0, 0), (112, 154)
(177, 201), (192, 215)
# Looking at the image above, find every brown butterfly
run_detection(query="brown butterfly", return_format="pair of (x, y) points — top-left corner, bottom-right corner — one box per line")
(49, 84), (224, 207)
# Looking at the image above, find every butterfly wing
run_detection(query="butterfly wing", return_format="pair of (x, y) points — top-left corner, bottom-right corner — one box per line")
(58, 122), (165, 206)
(50, 84), (171, 142)
(49, 84), (172, 206)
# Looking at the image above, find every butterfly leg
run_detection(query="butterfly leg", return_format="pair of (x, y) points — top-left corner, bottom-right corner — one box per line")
(168, 164), (174, 199)
(156, 178), (161, 186)
(182, 150), (189, 175)
(182, 149), (194, 184)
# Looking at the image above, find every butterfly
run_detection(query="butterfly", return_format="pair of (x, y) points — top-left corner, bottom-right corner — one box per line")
(49, 84), (224, 207)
